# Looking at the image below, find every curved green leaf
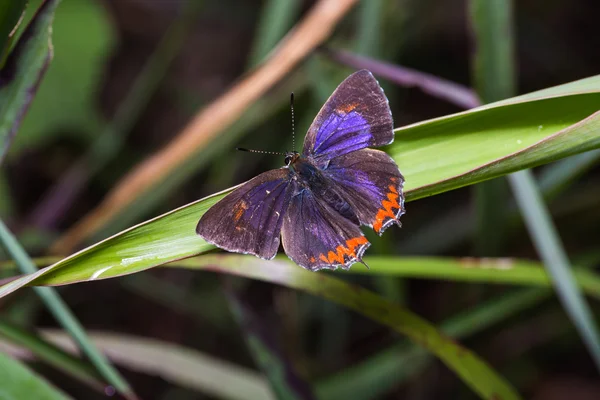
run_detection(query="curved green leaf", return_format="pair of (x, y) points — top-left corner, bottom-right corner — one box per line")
(0, 351), (70, 400)
(3, 255), (600, 299)
(1, 75), (599, 296)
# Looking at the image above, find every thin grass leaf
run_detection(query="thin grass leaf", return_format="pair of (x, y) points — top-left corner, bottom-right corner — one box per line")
(0, 0), (27, 65)
(355, 0), (383, 56)
(4, 255), (600, 299)
(226, 285), (316, 400)
(469, 0), (516, 104)
(508, 170), (600, 372)
(0, 351), (70, 400)
(2, 330), (275, 400)
(469, 0), (516, 255)
(2, 254), (525, 397)
(334, 257), (600, 298)
(175, 256), (522, 399)
(538, 149), (600, 200)
(248, 0), (301, 67)
(0, 320), (106, 393)
(0, 0), (59, 164)
(0, 220), (137, 400)
(316, 289), (549, 400)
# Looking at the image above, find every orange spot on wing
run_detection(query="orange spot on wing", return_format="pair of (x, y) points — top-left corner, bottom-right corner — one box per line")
(233, 200), (248, 223)
(373, 183), (401, 233)
(336, 102), (359, 113)
(317, 236), (369, 265)
(309, 256), (316, 263)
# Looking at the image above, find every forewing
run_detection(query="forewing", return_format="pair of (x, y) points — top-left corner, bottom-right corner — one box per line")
(281, 189), (370, 271)
(302, 69), (393, 162)
(324, 148), (405, 235)
(196, 169), (294, 260)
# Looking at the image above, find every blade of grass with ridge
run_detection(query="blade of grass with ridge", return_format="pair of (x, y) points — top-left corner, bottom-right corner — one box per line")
(315, 288), (549, 400)
(0, 220), (136, 399)
(226, 284), (316, 400)
(508, 170), (600, 371)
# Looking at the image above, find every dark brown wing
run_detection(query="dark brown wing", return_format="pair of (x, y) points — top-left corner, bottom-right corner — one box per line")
(196, 168), (294, 259)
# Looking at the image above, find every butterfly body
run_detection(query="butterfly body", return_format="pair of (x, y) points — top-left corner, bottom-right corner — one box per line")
(197, 70), (405, 271)
(288, 153), (360, 225)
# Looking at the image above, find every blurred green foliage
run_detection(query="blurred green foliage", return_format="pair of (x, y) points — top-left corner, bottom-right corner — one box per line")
(10, 0), (114, 156)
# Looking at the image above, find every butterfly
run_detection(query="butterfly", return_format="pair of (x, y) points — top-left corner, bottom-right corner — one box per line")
(196, 69), (405, 271)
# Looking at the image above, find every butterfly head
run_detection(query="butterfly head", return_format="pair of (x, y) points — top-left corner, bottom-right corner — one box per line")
(284, 151), (300, 166)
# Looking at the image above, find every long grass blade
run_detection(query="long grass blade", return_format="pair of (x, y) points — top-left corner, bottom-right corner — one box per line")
(0, 220), (137, 399)
(316, 289), (548, 400)
(0, 351), (70, 400)
(0, 319), (106, 392)
(248, 0), (301, 67)
(469, 0), (516, 256)
(508, 170), (600, 372)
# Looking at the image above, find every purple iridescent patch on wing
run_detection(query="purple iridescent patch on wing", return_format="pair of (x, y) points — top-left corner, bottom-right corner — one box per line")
(323, 148), (404, 234)
(303, 70), (394, 160)
(312, 110), (371, 158)
(281, 188), (370, 271)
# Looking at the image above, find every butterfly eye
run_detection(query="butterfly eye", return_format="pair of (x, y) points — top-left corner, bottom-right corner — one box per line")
(284, 155), (292, 165)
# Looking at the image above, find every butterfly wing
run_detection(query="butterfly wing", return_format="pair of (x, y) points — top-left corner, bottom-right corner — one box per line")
(302, 69), (393, 162)
(196, 168), (294, 259)
(324, 148), (405, 235)
(281, 188), (370, 271)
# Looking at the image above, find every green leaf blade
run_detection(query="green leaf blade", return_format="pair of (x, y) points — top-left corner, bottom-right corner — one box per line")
(0, 351), (71, 400)
(0, 76), (599, 296)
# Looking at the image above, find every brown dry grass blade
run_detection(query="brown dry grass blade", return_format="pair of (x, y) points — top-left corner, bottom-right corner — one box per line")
(51, 0), (358, 255)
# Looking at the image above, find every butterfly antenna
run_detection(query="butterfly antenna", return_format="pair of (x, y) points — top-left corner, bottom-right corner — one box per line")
(236, 147), (286, 156)
(290, 92), (295, 152)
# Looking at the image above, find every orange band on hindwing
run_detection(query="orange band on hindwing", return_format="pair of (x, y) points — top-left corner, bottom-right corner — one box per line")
(373, 182), (401, 233)
(317, 236), (369, 265)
